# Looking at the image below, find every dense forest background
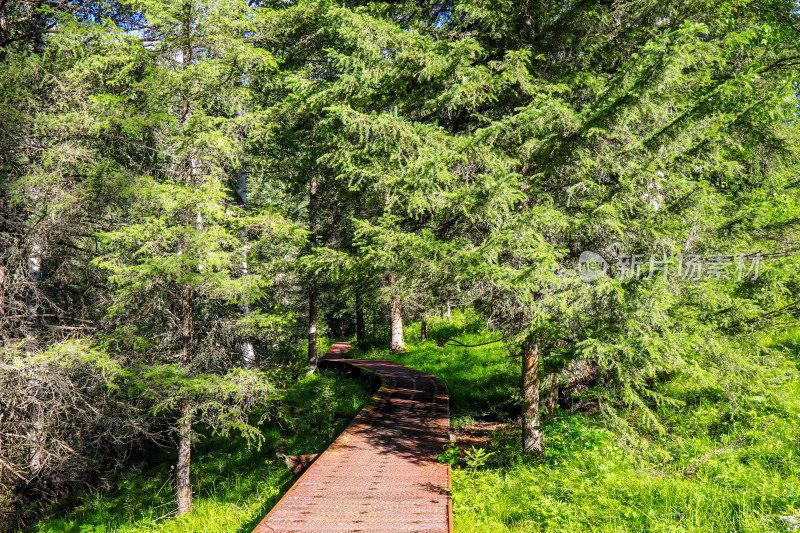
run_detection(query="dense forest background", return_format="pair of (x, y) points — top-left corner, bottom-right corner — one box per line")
(2, 0), (800, 530)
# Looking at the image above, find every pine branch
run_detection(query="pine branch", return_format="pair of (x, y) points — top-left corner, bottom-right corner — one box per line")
(438, 336), (507, 349)
(723, 299), (800, 333)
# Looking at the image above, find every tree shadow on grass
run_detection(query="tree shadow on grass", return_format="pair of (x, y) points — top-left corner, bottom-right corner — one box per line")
(352, 318), (521, 421)
(232, 472), (299, 533)
(32, 370), (375, 533)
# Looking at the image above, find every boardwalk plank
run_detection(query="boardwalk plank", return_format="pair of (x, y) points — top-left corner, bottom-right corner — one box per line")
(252, 342), (452, 533)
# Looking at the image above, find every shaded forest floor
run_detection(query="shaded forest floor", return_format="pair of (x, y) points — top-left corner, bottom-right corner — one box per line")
(353, 312), (800, 533)
(29, 369), (375, 533)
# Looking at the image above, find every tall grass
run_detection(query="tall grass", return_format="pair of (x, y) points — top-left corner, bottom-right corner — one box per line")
(34, 317), (800, 532)
(31, 369), (374, 533)
(355, 311), (800, 533)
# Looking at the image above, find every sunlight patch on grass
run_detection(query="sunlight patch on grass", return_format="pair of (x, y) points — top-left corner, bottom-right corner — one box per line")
(357, 314), (800, 533)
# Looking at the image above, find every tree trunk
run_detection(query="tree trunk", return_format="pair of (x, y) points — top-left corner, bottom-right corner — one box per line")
(27, 241), (41, 327)
(355, 291), (365, 342)
(420, 310), (428, 341)
(180, 285), (193, 365)
(176, 410), (193, 515)
(237, 159), (255, 369)
(27, 240), (45, 477)
(178, 0), (195, 369)
(29, 407), (45, 479)
(0, 266), (5, 339)
(308, 287), (318, 370)
(0, 0), (8, 61)
(174, 2), (195, 516)
(445, 299), (452, 321)
(32, 9), (45, 56)
(389, 273), (404, 353)
(175, 256), (194, 512)
(545, 373), (558, 418)
(238, 241), (255, 370)
(521, 341), (542, 453)
(307, 175), (318, 371)
(241, 340), (255, 370)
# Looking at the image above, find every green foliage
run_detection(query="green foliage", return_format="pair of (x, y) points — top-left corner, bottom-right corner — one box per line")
(352, 310), (519, 420)
(31, 370), (374, 533)
(464, 446), (494, 470)
(299, 0), (800, 439)
(388, 318), (800, 532)
(4, 0), (800, 526)
(437, 443), (462, 466)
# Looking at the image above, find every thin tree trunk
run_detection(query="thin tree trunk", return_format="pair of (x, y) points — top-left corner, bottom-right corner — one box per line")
(0, 0), (8, 61)
(389, 273), (404, 353)
(176, 216), (193, 510)
(241, 337), (255, 370)
(308, 287), (318, 370)
(176, 410), (192, 515)
(177, 0), (194, 365)
(32, 8), (45, 56)
(174, 1), (195, 516)
(27, 239), (44, 477)
(445, 299), (451, 321)
(178, 0), (195, 369)
(175, 264), (194, 514)
(29, 407), (45, 479)
(545, 373), (558, 418)
(307, 175), (318, 371)
(239, 238), (255, 369)
(0, 266), (5, 339)
(522, 341), (542, 453)
(355, 291), (365, 342)
(180, 285), (193, 365)
(420, 308), (428, 341)
(27, 241), (41, 326)
(237, 161), (255, 369)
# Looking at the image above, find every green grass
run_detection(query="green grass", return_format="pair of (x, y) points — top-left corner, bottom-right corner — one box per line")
(32, 318), (800, 533)
(30, 369), (375, 533)
(353, 311), (800, 533)
(352, 312), (519, 423)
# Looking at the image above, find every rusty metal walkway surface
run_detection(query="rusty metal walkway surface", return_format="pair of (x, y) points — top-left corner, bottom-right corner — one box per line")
(253, 342), (452, 533)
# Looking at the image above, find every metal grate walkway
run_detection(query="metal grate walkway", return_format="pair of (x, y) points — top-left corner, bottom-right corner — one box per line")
(252, 342), (452, 532)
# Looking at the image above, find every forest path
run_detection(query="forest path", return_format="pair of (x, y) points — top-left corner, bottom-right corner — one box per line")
(252, 342), (453, 532)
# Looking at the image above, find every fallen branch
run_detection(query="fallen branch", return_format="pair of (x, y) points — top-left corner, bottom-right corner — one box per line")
(683, 437), (746, 477)
(437, 336), (507, 349)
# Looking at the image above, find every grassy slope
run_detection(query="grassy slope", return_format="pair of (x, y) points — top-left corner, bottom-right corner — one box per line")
(31, 368), (374, 533)
(351, 312), (800, 533)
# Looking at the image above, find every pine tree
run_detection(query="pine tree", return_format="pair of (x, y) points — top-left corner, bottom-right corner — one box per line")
(89, 0), (290, 513)
(263, 0), (800, 452)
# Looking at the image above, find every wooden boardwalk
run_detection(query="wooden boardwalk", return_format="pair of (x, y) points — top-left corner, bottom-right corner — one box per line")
(253, 342), (452, 532)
